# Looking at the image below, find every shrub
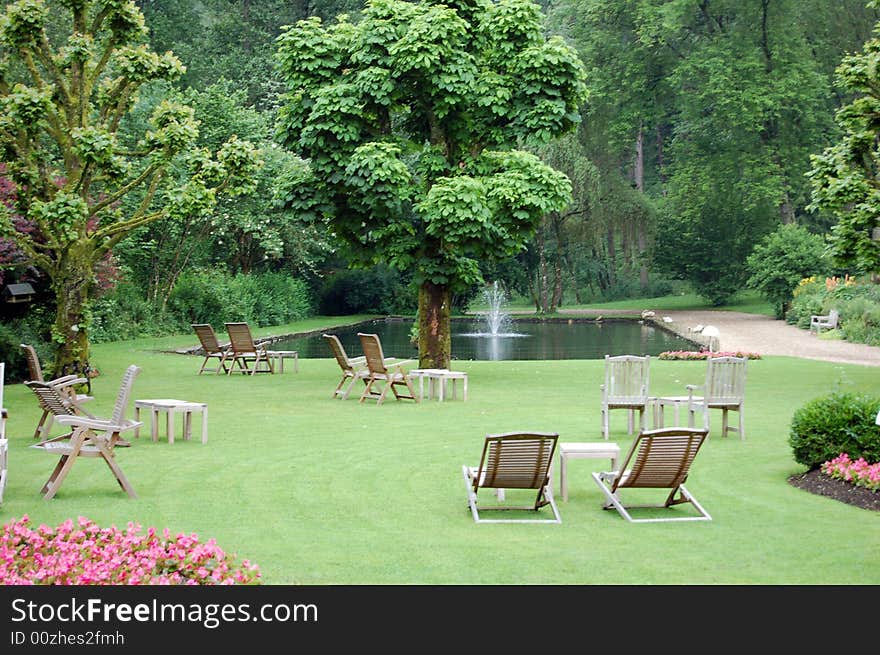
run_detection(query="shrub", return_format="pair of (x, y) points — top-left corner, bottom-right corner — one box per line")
(789, 392), (880, 469)
(0, 515), (260, 585)
(746, 224), (830, 318)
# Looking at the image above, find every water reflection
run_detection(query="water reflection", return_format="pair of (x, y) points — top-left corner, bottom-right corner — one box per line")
(269, 317), (698, 361)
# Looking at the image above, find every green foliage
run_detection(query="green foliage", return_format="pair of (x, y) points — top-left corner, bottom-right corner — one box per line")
(317, 266), (414, 316)
(787, 277), (880, 344)
(167, 268), (313, 328)
(275, 0), (587, 292)
(0, 0), (261, 371)
(746, 224), (831, 318)
(789, 392), (880, 469)
(807, 16), (880, 276)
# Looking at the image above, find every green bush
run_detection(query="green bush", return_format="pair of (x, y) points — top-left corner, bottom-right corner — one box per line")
(789, 392), (880, 469)
(168, 268), (313, 328)
(318, 266), (414, 315)
(0, 311), (52, 382)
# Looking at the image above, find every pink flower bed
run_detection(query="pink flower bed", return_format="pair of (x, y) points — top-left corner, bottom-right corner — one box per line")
(821, 453), (880, 492)
(658, 350), (762, 360)
(0, 515), (261, 585)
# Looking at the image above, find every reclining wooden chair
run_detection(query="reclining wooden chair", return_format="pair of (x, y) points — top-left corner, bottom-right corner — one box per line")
(21, 343), (94, 440)
(191, 324), (231, 374)
(323, 334), (370, 399)
(224, 322), (275, 375)
(591, 427), (711, 523)
(29, 365), (142, 499)
(357, 332), (418, 405)
(463, 432), (561, 524)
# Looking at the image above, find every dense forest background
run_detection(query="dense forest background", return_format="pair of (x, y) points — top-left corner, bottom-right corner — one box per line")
(3, 0), (880, 374)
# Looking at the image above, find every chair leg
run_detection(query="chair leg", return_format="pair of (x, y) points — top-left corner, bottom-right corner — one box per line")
(627, 409), (634, 434)
(42, 429), (87, 500)
(722, 409), (729, 438)
(738, 405), (745, 441)
(91, 433), (136, 499)
(601, 406), (608, 440)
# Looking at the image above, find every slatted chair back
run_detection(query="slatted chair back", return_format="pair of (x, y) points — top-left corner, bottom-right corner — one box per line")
(109, 365), (141, 426)
(603, 355), (650, 404)
(612, 428), (707, 492)
(475, 432), (558, 491)
(324, 334), (358, 371)
(26, 381), (76, 419)
(703, 356), (747, 405)
(359, 332), (390, 376)
(192, 324), (224, 354)
(226, 322), (259, 353)
(21, 343), (46, 382)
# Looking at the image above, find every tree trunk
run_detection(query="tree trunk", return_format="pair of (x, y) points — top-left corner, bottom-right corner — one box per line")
(51, 253), (94, 381)
(417, 281), (451, 369)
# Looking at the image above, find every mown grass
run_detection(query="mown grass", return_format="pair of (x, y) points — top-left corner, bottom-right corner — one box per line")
(1, 317), (877, 584)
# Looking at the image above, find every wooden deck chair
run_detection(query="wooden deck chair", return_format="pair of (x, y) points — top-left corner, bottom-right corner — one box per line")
(21, 343), (94, 440)
(29, 365), (142, 500)
(224, 322), (275, 375)
(191, 324), (231, 374)
(600, 354), (650, 439)
(591, 427), (711, 523)
(686, 356), (747, 439)
(462, 432), (561, 524)
(323, 334), (370, 399)
(357, 332), (418, 405)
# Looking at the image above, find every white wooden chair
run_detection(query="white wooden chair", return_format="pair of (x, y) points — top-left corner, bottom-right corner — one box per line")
(810, 309), (839, 334)
(29, 365), (142, 499)
(686, 356), (747, 439)
(600, 354), (650, 439)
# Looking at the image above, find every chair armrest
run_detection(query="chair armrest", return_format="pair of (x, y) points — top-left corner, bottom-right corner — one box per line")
(49, 375), (87, 388)
(55, 416), (142, 433)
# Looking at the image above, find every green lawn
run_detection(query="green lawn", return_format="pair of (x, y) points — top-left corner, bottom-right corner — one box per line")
(1, 318), (878, 584)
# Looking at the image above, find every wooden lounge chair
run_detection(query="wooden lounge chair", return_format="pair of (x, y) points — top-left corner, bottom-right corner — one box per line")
(224, 322), (275, 375)
(686, 355), (747, 439)
(323, 334), (371, 399)
(21, 343), (94, 440)
(29, 365), (142, 499)
(357, 332), (418, 405)
(600, 354), (650, 439)
(591, 427), (711, 523)
(191, 324), (231, 374)
(462, 431), (561, 524)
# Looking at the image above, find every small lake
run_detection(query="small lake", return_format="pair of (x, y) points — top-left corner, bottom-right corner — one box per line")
(269, 317), (698, 361)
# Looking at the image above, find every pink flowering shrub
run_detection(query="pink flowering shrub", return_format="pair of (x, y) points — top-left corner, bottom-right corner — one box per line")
(0, 516), (261, 585)
(658, 350), (762, 361)
(821, 453), (880, 493)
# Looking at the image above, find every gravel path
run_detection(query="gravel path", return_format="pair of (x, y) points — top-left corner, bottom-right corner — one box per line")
(558, 308), (880, 367)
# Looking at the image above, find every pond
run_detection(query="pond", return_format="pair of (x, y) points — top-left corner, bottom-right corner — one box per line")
(268, 317), (698, 361)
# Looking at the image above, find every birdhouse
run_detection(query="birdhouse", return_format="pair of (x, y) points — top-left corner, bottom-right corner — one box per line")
(2, 283), (35, 304)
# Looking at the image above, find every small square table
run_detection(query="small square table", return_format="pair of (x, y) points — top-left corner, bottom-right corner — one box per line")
(134, 399), (208, 444)
(649, 396), (696, 429)
(408, 369), (468, 402)
(267, 350), (299, 373)
(557, 441), (621, 502)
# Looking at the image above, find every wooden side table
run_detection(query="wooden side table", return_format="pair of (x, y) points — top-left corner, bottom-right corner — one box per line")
(409, 369), (468, 401)
(134, 399), (208, 444)
(649, 396), (695, 429)
(268, 350), (299, 373)
(557, 441), (621, 502)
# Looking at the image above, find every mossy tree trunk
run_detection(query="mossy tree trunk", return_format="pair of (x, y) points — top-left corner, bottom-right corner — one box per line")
(417, 281), (451, 369)
(50, 247), (94, 380)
